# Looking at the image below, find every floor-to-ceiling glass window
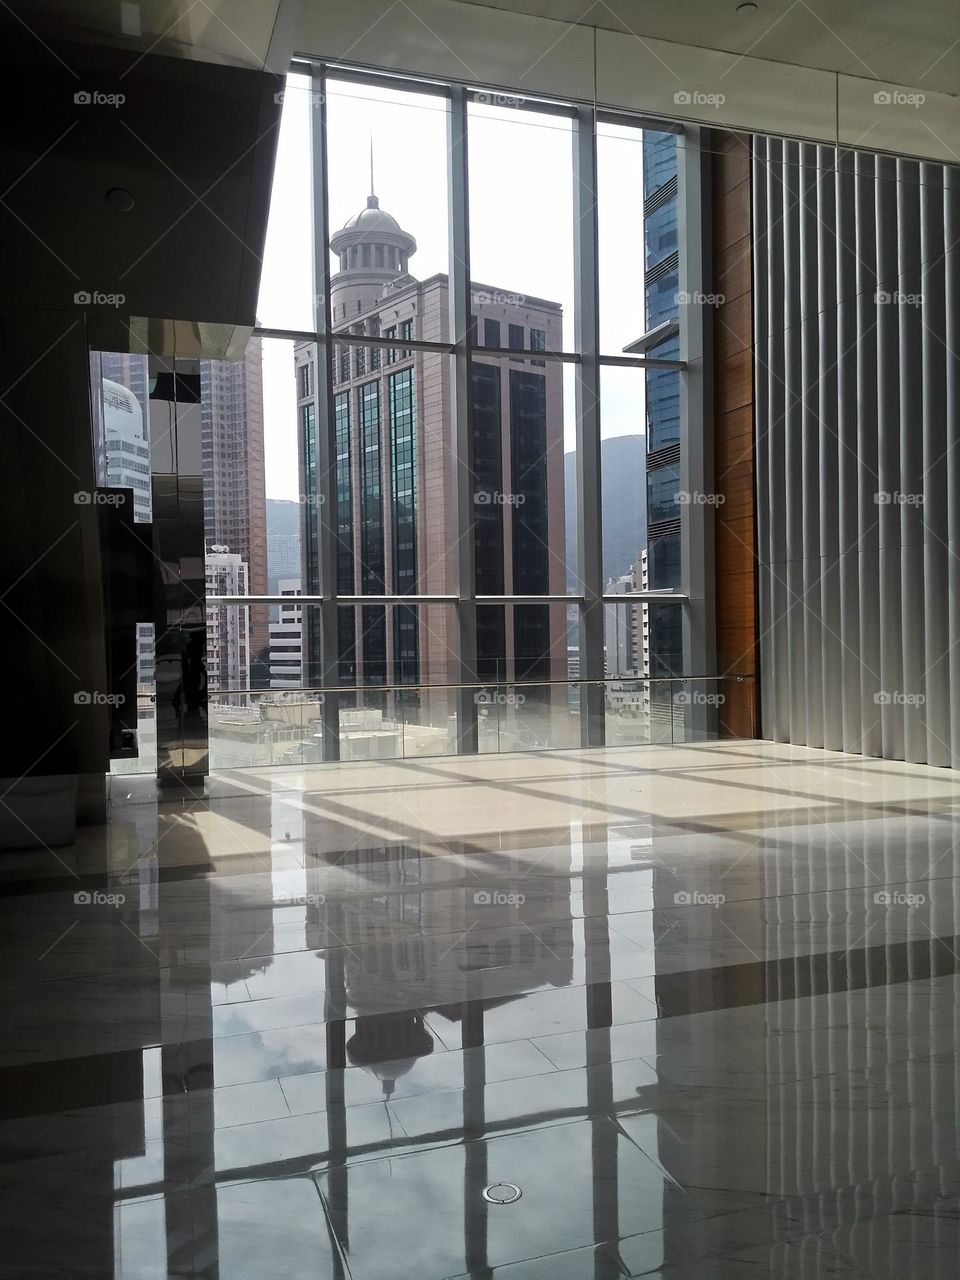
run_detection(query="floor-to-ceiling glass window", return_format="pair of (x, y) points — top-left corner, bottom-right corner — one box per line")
(249, 65), (701, 760)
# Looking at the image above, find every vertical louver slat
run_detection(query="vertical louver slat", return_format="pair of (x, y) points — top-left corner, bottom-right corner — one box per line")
(800, 143), (824, 747)
(946, 167), (960, 767)
(875, 156), (904, 760)
(817, 146), (842, 750)
(854, 151), (882, 756)
(897, 160), (926, 761)
(920, 163), (950, 766)
(753, 138), (774, 738)
(767, 138), (791, 741)
(836, 147), (861, 752)
(783, 141), (806, 744)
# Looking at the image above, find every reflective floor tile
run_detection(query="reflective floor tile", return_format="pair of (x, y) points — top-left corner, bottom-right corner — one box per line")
(316, 1119), (683, 1280)
(112, 1178), (343, 1279)
(425, 982), (657, 1050)
(445, 1242), (625, 1280)
(280, 1037), (557, 1114)
(213, 1099), (397, 1174)
(202, 1022), (331, 1087)
(388, 1056), (661, 1143)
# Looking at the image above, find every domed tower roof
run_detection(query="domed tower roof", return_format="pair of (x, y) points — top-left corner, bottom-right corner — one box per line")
(330, 192), (417, 258)
(329, 147), (418, 323)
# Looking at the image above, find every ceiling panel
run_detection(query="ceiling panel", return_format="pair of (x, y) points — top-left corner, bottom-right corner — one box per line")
(453, 0), (960, 96)
(3, 0), (285, 69)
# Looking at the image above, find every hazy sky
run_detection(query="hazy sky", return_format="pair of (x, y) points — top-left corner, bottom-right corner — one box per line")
(257, 75), (649, 501)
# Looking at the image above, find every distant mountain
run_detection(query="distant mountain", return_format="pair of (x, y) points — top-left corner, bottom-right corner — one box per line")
(564, 435), (646, 589)
(267, 498), (301, 537)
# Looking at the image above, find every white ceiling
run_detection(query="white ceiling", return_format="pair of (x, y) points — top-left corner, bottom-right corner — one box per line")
(4, 0), (292, 70)
(8, 0), (957, 162)
(453, 0), (960, 96)
(10, 0), (957, 94)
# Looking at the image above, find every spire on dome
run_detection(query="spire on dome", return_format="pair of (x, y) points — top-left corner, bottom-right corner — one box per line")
(367, 137), (378, 208)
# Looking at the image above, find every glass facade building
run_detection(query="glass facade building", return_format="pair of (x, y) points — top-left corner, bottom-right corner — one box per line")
(642, 130), (682, 686)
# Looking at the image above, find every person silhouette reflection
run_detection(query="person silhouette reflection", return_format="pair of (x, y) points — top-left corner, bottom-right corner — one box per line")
(172, 628), (207, 718)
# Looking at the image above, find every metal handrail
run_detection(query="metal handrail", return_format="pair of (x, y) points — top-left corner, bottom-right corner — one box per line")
(206, 592), (688, 606)
(135, 673), (753, 703)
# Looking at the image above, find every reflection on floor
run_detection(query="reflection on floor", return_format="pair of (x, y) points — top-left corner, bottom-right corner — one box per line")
(1, 740), (958, 1278)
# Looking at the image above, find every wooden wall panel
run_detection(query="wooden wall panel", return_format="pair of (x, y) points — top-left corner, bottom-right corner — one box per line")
(712, 131), (757, 737)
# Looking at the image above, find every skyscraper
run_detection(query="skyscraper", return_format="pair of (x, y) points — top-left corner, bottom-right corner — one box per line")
(201, 335), (268, 659)
(296, 186), (567, 728)
(99, 377), (152, 522)
(641, 130), (683, 695)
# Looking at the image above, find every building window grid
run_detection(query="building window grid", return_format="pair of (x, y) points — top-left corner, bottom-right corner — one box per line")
(334, 392), (354, 595)
(301, 401), (319, 589)
(389, 368), (417, 598)
(358, 380), (385, 595)
(291, 68), (697, 744)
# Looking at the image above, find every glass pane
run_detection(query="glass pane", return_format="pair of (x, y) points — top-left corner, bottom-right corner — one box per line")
(645, 348), (680, 452)
(603, 599), (641, 678)
(648, 529), (681, 591)
(202, 339), (269, 603)
(649, 602), (683, 681)
(646, 265), (680, 330)
(467, 98), (575, 352)
(470, 355), (571, 606)
(309, 349), (457, 600)
(209, 685), (317, 769)
(598, 120), (645, 356)
(647, 462), (681, 523)
(605, 678), (650, 747)
(475, 681), (579, 753)
(263, 340), (304, 547)
(298, 603), (460, 761)
(90, 352), (156, 777)
(202, 336), (275, 726)
(598, 367), (647, 584)
(644, 129), (678, 199)
(257, 72), (314, 330)
(325, 78), (449, 327)
(473, 598), (567, 692)
(645, 199), (678, 266)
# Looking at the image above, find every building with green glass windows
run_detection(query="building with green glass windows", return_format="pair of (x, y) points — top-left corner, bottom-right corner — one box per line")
(295, 189), (568, 727)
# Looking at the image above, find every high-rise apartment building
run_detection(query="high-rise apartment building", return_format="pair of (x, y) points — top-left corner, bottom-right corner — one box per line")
(201, 335), (268, 658)
(205, 550), (251, 694)
(295, 188), (567, 723)
(268, 578), (304, 689)
(604, 566), (640, 676)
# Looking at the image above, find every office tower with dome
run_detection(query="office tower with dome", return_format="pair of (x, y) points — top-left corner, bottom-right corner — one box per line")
(295, 182), (567, 728)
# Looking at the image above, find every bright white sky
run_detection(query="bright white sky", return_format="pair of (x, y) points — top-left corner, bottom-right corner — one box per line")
(257, 75), (648, 501)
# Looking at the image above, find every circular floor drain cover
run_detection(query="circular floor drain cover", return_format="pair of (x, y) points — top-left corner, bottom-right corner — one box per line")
(482, 1182), (522, 1205)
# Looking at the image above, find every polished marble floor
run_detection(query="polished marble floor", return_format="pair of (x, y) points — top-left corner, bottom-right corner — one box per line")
(1, 740), (958, 1277)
